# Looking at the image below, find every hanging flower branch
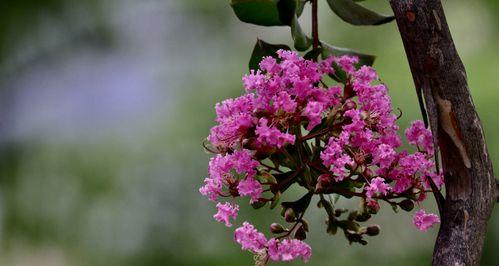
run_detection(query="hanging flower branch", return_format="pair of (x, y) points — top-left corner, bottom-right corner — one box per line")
(200, 0), (442, 264)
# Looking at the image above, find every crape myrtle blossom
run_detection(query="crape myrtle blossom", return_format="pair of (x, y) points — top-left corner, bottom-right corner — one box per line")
(413, 209), (440, 232)
(200, 50), (443, 263)
(234, 222), (268, 252)
(365, 177), (391, 199)
(238, 177), (263, 203)
(214, 202), (239, 227)
(235, 223), (312, 263)
(267, 238), (312, 262)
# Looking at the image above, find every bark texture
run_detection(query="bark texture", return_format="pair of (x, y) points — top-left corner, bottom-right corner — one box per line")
(389, 0), (496, 265)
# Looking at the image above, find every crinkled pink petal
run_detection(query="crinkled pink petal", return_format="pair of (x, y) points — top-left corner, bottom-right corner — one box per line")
(213, 202), (239, 227)
(413, 209), (440, 232)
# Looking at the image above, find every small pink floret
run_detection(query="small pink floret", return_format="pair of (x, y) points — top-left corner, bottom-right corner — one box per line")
(413, 209), (440, 232)
(213, 202), (239, 227)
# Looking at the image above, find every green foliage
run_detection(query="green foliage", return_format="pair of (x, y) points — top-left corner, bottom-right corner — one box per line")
(230, 0), (296, 26)
(325, 0), (394, 25)
(295, 0), (308, 17)
(291, 15), (312, 51)
(228, 0), (390, 72)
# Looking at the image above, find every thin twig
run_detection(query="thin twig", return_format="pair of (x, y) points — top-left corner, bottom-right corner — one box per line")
(311, 0), (319, 51)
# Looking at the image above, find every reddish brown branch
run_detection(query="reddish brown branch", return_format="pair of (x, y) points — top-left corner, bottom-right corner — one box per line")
(311, 0), (319, 50)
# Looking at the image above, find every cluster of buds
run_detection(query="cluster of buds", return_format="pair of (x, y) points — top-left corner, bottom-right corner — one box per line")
(200, 50), (442, 264)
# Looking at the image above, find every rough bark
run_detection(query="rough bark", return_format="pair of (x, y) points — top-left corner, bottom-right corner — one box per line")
(389, 0), (496, 265)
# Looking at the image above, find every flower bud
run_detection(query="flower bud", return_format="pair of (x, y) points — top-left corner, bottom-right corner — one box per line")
(399, 199), (415, 212)
(366, 200), (380, 214)
(366, 224), (381, 236)
(326, 218), (337, 235)
(284, 208), (296, 222)
(301, 219), (309, 232)
(315, 174), (331, 193)
(355, 212), (372, 222)
(295, 226), (307, 240)
(363, 168), (374, 179)
(343, 99), (357, 110)
(270, 223), (286, 234)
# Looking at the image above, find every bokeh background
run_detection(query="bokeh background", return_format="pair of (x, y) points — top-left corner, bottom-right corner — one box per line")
(0, 0), (497, 265)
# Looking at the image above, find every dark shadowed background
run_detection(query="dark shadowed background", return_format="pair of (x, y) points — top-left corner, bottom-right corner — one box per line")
(0, 0), (497, 265)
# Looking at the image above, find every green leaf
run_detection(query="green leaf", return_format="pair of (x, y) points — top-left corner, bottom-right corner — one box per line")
(325, 0), (394, 26)
(230, 0), (296, 26)
(320, 42), (376, 82)
(281, 192), (313, 214)
(303, 47), (322, 60)
(230, 0), (282, 26)
(290, 15), (311, 51)
(249, 39), (291, 70)
(251, 201), (267, 209)
(277, 0), (297, 25)
(295, 0), (307, 17)
(391, 202), (399, 213)
(320, 198), (335, 217)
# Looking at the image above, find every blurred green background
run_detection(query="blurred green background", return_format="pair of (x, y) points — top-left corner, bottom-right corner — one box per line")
(0, 0), (497, 265)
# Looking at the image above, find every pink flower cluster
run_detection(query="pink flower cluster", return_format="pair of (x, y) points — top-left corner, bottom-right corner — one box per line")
(234, 222), (311, 263)
(200, 50), (443, 263)
(200, 149), (260, 203)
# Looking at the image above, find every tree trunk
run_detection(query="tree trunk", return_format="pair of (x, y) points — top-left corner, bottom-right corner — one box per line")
(389, 0), (496, 265)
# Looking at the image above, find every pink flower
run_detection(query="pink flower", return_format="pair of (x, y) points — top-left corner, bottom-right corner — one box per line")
(354, 65), (377, 84)
(231, 150), (259, 178)
(214, 202), (239, 227)
(234, 222), (268, 252)
(372, 144), (396, 168)
(272, 91), (297, 113)
(405, 120), (434, 155)
(365, 177), (391, 199)
(255, 118), (295, 148)
(267, 238), (312, 262)
(237, 178), (263, 203)
(413, 209), (440, 232)
(199, 177), (223, 202)
(427, 172), (444, 189)
(302, 101), (325, 131)
(243, 70), (266, 91)
(259, 56), (280, 73)
(398, 152), (433, 176)
(320, 138), (353, 181)
(335, 55), (358, 74)
(199, 150), (259, 201)
(392, 175), (412, 193)
(208, 94), (255, 148)
(319, 56), (335, 75)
